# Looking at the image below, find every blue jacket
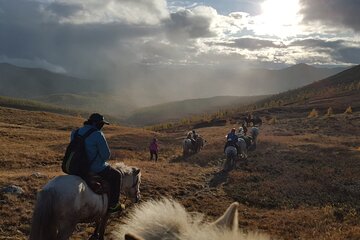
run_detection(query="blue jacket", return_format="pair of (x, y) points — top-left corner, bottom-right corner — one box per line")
(71, 125), (111, 173)
(227, 132), (238, 142)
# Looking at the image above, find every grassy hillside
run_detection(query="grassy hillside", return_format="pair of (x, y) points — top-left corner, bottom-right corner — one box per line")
(242, 63), (348, 93)
(148, 65), (359, 132)
(33, 93), (136, 118)
(257, 64), (360, 108)
(0, 106), (359, 239)
(0, 63), (107, 98)
(0, 95), (128, 125)
(125, 95), (268, 126)
(0, 95), (87, 116)
(0, 63), (139, 117)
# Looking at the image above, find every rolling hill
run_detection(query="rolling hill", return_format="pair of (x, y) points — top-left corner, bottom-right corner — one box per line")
(0, 63), (138, 117)
(254, 64), (360, 112)
(124, 95), (269, 126)
(155, 64), (359, 131)
(0, 63), (348, 120)
(0, 63), (106, 98)
(33, 93), (136, 118)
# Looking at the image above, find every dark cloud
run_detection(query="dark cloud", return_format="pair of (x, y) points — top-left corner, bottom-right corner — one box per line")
(164, 7), (215, 41)
(0, 0), (46, 24)
(337, 47), (360, 64)
(0, 0), (162, 78)
(300, 0), (360, 32)
(45, 2), (84, 18)
(289, 38), (360, 64)
(214, 38), (283, 50)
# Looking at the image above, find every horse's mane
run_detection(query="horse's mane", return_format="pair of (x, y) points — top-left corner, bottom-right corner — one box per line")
(112, 198), (202, 240)
(111, 198), (270, 240)
(114, 162), (135, 175)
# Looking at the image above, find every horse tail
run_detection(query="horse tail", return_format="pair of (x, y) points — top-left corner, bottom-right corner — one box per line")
(29, 189), (57, 240)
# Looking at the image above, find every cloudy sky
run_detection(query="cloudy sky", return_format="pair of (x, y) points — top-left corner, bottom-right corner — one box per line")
(1, 0), (359, 104)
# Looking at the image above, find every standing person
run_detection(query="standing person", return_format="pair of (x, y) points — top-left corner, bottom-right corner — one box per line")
(192, 130), (198, 140)
(149, 138), (159, 161)
(71, 113), (122, 214)
(241, 122), (248, 136)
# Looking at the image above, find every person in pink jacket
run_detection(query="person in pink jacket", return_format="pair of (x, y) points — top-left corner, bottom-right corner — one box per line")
(149, 138), (159, 161)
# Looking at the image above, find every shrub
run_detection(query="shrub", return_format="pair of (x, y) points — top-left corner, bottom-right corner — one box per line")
(308, 108), (319, 118)
(268, 116), (277, 124)
(326, 107), (333, 116)
(344, 106), (353, 114)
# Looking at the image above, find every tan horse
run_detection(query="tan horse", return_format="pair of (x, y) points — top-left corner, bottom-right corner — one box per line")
(29, 163), (141, 240)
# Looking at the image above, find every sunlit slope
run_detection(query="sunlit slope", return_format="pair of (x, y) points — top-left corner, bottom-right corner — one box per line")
(251, 64), (360, 112)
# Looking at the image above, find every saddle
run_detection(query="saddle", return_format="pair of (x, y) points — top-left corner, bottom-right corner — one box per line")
(84, 173), (110, 195)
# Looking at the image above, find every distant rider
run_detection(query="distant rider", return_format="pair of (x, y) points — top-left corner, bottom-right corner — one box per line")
(238, 127), (252, 149)
(224, 128), (239, 153)
(187, 130), (198, 150)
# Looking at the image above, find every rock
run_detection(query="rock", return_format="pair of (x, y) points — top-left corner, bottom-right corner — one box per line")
(31, 172), (45, 178)
(1, 185), (24, 195)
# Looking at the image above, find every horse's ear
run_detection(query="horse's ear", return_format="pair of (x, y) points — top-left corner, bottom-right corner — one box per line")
(132, 168), (140, 175)
(125, 233), (144, 240)
(212, 202), (239, 231)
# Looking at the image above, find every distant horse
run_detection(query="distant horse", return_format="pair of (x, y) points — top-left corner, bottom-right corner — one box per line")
(183, 136), (205, 156)
(29, 163), (141, 240)
(195, 136), (205, 152)
(224, 146), (237, 171)
(236, 137), (248, 160)
(112, 198), (270, 240)
(249, 127), (259, 150)
(223, 134), (248, 171)
(252, 116), (263, 127)
(183, 139), (193, 156)
(243, 114), (252, 127)
(243, 115), (262, 127)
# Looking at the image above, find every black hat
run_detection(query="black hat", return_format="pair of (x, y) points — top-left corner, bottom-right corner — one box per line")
(88, 113), (109, 125)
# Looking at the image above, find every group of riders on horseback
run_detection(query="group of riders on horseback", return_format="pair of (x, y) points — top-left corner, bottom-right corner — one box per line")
(222, 115), (261, 171)
(30, 112), (262, 240)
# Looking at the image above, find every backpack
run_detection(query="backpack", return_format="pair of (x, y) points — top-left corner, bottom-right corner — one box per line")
(62, 128), (97, 176)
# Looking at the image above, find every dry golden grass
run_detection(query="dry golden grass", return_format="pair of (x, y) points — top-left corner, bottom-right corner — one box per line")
(1, 106), (360, 240)
(344, 106), (353, 114)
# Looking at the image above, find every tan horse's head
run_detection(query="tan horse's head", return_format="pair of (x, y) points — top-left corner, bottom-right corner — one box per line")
(115, 163), (141, 203)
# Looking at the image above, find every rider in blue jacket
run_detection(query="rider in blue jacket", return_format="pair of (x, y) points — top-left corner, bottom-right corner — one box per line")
(71, 113), (122, 214)
(224, 128), (239, 153)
